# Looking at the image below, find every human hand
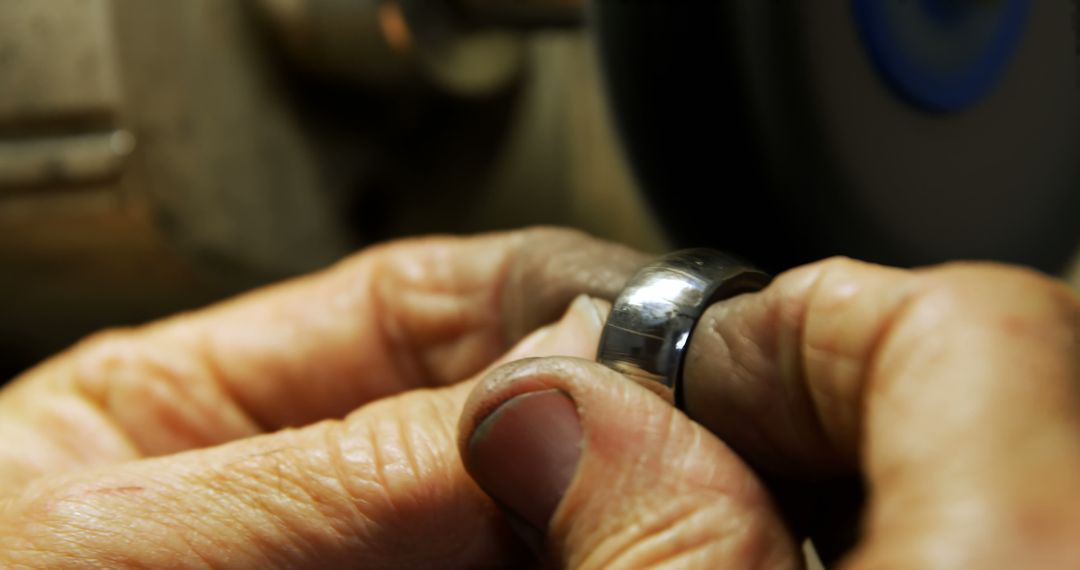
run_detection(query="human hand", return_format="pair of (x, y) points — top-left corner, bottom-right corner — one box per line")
(458, 257), (1080, 569)
(0, 228), (647, 568)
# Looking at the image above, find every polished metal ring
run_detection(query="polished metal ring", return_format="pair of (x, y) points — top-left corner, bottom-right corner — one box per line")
(596, 249), (771, 407)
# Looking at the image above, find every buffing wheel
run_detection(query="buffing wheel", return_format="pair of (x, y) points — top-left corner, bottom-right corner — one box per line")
(593, 0), (1080, 273)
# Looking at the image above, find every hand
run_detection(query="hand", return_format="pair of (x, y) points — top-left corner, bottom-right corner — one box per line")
(0, 228), (647, 568)
(457, 257), (1080, 568)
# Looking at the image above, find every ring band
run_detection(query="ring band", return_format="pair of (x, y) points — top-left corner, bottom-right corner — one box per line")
(596, 249), (771, 407)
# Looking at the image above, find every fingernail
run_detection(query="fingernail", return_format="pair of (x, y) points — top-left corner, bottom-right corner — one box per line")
(505, 324), (556, 358)
(502, 296), (607, 362)
(467, 389), (583, 532)
(569, 294), (605, 332)
(589, 297), (609, 322)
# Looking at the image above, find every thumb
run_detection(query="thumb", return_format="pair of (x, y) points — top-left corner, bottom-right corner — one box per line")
(459, 357), (803, 569)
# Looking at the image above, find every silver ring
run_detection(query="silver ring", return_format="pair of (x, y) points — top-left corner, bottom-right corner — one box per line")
(596, 249), (771, 407)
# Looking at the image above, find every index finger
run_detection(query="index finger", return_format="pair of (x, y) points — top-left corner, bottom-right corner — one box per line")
(0, 228), (647, 462)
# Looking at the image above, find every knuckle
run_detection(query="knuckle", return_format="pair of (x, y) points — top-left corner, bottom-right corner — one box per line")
(68, 327), (144, 397)
(816, 254), (860, 270)
(70, 326), (210, 406)
(772, 255), (863, 321)
(66, 325), (232, 451)
(799, 255), (861, 282)
(786, 255), (889, 364)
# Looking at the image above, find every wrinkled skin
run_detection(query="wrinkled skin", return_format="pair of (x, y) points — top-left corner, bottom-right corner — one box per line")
(0, 228), (1077, 569)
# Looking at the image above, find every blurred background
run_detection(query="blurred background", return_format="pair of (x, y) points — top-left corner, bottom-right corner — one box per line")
(1, 0), (1078, 379)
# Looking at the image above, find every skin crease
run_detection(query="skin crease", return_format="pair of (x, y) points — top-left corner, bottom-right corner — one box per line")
(0, 228), (648, 568)
(681, 258), (1080, 568)
(0, 229), (1076, 569)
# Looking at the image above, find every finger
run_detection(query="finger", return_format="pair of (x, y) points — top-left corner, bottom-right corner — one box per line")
(0, 295), (608, 569)
(0, 228), (646, 481)
(497, 228), (652, 341)
(684, 257), (913, 476)
(682, 257), (1080, 566)
(459, 357), (803, 569)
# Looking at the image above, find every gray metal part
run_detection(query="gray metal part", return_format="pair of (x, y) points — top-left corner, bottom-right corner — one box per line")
(732, 0), (1080, 266)
(0, 5), (666, 376)
(597, 249), (770, 405)
(113, 0), (352, 272)
(0, 0), (122, 128)
(0, 0), (355, 371)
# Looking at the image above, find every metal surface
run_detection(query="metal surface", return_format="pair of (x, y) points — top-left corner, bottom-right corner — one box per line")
(0, 130), (134, 190)
(0, 0), (129, 191)
(597, 249), (770, 405)
(852, 0), (1030, 112)
(0, 1), (665, 378)
(0, 0), (122, 126)
(593, 0), (1080, 273)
